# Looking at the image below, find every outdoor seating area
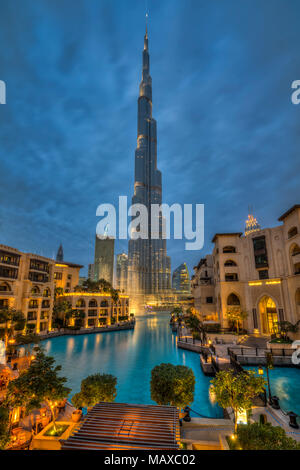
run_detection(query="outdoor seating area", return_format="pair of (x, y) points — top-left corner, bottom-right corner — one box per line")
(61, 402), (180, 450)
(7, 427), (32, 450)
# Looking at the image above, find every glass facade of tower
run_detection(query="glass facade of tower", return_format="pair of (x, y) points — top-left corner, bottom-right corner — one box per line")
(127, 28), (171, 305)
(93, 235), (114, 285)
(115, 253), (128, 293)
(172, 263), (191, 295)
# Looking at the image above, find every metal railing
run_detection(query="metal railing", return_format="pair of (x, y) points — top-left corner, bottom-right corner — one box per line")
(227, 347), (294, 358)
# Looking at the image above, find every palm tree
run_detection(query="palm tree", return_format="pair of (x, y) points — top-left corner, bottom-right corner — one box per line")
(277, 320), (300, 341)
(52, 301), (73, 329)
(0, 308), (25, 347)
(110, 288), (119, 323)
(185, 314), (207, 345)
(54, 287), (64, 299)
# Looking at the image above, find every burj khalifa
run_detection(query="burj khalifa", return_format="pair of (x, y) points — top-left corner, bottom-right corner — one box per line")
(127, 24), (171, 309)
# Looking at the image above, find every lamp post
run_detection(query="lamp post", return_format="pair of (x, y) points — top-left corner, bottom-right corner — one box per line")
(258, 352), (280, 409)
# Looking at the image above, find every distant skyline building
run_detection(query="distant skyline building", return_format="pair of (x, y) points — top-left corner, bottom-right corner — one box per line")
(93, 234), (114, 285)
(56, 244), (64, 262)
(127, 23), (171, 309)
(88, 263), (95, 280)
(115, 253), (128, 292)
(172, 263), (191, 296)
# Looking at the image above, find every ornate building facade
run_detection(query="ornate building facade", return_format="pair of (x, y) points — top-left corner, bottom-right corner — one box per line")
(0, 244), (55, 333)
(0, 244), (83, 334)
(192, 205), (300, 335)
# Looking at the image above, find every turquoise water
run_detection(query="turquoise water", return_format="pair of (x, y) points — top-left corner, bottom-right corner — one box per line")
(42, 313), (222, 417)
(244, 366), (300, 416)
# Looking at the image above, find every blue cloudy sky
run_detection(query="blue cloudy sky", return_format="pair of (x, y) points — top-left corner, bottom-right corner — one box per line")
(0, 0), (299, 276)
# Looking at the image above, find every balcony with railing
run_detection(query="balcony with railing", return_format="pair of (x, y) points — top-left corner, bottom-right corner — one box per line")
(40, 311), (49, 320)
(0, 251), (20, 267)
(29, 259), (50, 273)
(28, 271), (49, 283)
(0, 299), (9, 308)
(225, 273), (239, 282)
(27, 311), (37, 321)
(0, 266), (18, 280)
(88, 310), (98, 317)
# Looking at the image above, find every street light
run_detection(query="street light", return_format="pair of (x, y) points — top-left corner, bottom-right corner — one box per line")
(258, 352), (280, 409)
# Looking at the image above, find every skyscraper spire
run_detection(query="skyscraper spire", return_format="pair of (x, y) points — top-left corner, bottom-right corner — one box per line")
(145, 11), (148, 40)
(56, 243), (64, 262)
(127, 17), (171, 310)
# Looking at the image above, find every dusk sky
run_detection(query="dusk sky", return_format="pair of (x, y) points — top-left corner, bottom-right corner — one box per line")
(0, 0), (299, 277)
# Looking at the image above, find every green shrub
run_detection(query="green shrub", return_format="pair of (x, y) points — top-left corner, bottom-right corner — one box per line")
(236, 423), (300, 450)
(150, 363), (195, 409)
(71, 373), (117, 408)
(0, 406), (10, 450)
(270, 337), (292, 344)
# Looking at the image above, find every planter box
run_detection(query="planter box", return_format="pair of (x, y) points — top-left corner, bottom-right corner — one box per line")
(267, 341), (293, 350)
(31, 421), (77, 450)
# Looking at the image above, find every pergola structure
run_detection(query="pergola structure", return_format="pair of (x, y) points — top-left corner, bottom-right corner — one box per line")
(61, 402), (180, 450)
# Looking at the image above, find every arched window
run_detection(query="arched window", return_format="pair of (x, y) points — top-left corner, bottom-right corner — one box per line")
(100, 300), (108, 308)
(224, 260), (237, 267)
(223, 246), (236, 253)
(288, 227), (298, 239)
(31, 286), (40, 295)
(227, 293), (240, 306)
(290, 244), (300, 275)
(0, 299), (9, 308)
(296, 288), (300, 320)
(76, 299), (86, 308)
(291, 244), (300, 256)
(89, 299), (97, 308)
(0, 282), (11, 292)
(43, 288), (50, 297)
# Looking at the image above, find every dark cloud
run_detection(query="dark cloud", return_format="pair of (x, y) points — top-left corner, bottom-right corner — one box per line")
(0, 0), (299, 276)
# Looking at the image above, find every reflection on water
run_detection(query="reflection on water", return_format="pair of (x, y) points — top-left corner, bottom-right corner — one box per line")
(245, 366), (300, 415)
(42, 313), (222, 417)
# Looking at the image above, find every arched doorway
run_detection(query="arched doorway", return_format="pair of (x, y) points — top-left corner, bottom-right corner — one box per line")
(296, 288), (300, 321)
(258, 296), (279, 335)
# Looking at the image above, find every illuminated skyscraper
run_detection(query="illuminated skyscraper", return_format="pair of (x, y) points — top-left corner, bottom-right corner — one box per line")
(93, 235), (114, 285)
(172, 263), (191, 296)
(127, 24), (171, 308)
(115, 253), (128, 292)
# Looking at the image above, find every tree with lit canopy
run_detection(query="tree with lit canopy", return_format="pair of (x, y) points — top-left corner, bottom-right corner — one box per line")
(71, 373), (117, 409)
(150, 363), (195, 411)
(211, 369), (266, 433)
(5, 347), (70, 430)
(0, 308), (25, 347)
(226, 307), (248, 335)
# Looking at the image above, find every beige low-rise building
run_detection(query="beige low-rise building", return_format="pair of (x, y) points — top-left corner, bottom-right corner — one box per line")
(0, 244), (85, 335)
(53, 261), (83, 293)
(0, 244), (55, 333)
(191, 255), (216, 321)
(192, 205), (300, 335)
(57, 292), (130, 328)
